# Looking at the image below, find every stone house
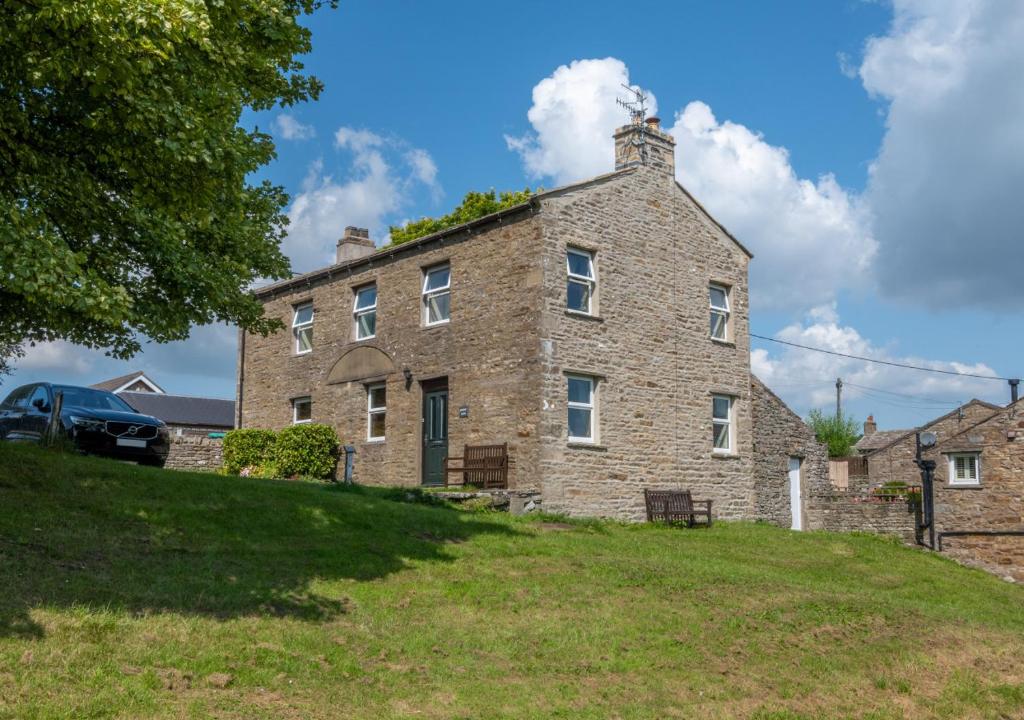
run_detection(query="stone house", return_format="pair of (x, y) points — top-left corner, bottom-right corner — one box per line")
(237, 117), (827, 521)
(849, 399), (1024, 580)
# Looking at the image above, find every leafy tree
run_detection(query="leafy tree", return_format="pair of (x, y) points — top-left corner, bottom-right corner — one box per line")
(807, 409), (862, 457)
(0, 0), (337, 363)
(389, 188), (537, 246)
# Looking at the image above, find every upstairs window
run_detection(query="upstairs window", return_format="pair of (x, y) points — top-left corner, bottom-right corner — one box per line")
(948, 453), (981, 486)
(367, 384), (386, 441)
(567, 375), (596, 443)
(292, 302), (314, 354)
(292, 396), (312, 424)
(712, 394), (733, 453)
(423, 264), (451, 326)
(566, 248), (596, 314)
(353, 284), (377, 340)
(710, 284), (730, 341)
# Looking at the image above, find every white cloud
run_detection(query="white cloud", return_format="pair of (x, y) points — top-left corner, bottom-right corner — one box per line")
(669, 102), (876, 311)
(18, 341), (95, 375)
(507, 57), (876, 312)
(283, 128), (441, 273)
(273, 114), (316, 141)
(505, 58), (656, 186)
(752, 304), (1003, 421)
(859, 0), (1024, 308)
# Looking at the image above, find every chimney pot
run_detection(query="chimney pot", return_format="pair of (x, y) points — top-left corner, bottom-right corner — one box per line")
(336, 227), (375, 264)
(645, 116), (661, 129)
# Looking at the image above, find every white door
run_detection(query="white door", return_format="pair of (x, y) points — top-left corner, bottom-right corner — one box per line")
(788, 457), (803, 531)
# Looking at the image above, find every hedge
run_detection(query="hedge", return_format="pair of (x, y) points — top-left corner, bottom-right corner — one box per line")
(222, 429), (277, 475)
(274, 423), (340, 480)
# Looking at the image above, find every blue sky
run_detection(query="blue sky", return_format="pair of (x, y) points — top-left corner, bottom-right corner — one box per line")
(9, 0), (1024, 430)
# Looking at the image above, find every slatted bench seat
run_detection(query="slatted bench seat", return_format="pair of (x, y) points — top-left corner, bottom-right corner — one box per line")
(444, 443), (508, 489)
(644, 488), (713, 527)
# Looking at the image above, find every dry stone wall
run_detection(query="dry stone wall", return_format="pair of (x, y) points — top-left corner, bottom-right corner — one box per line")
(165, 435), (223, 472)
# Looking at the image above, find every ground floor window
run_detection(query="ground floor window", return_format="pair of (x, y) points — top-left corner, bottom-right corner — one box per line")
(567, 374), (596, 442)
(948, 452), (980, 485)
(292, 396), (312, 424)
(367, 384), (386, 441)
(712, 394), (733, 453)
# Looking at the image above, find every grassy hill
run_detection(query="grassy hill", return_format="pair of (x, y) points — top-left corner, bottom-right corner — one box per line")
(1, 443), (1022, 719)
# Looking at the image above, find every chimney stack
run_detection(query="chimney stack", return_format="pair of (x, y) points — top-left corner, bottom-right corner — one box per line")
(863, 415), (877, 436)
(336, 227), (375, 264)
(1010, 379), (1020, 404)
(613, 116), (675, 176)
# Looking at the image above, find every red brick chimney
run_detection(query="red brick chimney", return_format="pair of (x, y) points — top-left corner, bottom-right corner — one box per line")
(863, 415), (877, 436)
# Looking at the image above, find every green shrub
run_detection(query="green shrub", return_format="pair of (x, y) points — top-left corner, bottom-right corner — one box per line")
(807, 409), (862, 457)
(222, 428), (277, 475)
(274, 423), (340, 480)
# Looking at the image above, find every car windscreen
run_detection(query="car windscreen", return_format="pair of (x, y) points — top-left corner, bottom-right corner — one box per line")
(53, 387), (137, 413)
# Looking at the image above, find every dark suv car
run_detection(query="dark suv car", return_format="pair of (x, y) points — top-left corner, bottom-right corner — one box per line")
(0, 383), (170, 466)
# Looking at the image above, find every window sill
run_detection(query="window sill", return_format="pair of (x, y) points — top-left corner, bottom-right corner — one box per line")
(423, 321), (450, 329)
(947, 483), (983, 489)
(710, 338), (735, 347)
(567, 441), (607, 451)
(565, 310), (604, 322)
(711, 452), (740, 460)
(365, 438), (386, 445)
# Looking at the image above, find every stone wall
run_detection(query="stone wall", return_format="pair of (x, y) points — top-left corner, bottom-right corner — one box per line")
(865, 400), (997, 486)
(808, 484), (919, 543)
(165, 435), (223, 472)
(926, 402), (1024, 580)
(750, 376), (829, 528)
(240, 207), (545, 489)
(940, 534), (1024, 581)
(535, 155), (755, 520)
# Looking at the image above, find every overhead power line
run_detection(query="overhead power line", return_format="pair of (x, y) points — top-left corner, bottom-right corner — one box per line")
(750, 333), (1016, 382)
(843, 381), (963, 405)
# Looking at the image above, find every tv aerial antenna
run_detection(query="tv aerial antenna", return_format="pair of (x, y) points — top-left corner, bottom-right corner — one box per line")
(616, 83), (650, 164)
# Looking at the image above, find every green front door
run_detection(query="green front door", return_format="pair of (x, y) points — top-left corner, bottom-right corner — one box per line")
(422, 387), (448, 486)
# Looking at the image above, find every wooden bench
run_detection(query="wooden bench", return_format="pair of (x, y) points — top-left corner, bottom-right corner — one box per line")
(644, 489), (713, 527)
(444, 443), (509, 489)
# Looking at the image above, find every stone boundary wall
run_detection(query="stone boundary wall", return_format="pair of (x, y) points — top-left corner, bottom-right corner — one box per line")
(940, 534), (1024, 582)
(806, 475), (918, 543)
(165, 435), (222, 472)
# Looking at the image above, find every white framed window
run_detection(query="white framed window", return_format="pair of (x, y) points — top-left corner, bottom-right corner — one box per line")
(566, 248), (596, 314)
(567, 374), (596, 443)
(292, 396), (312, 424)
(367, 383), (386, 441)
(353, 284), (377, 340)
(712, 394), (733, 453)
(422, 264), (451, 326)
(948, 453), (980, 486)
(292, 302), (314, 354)
(710, 284), (730, 341)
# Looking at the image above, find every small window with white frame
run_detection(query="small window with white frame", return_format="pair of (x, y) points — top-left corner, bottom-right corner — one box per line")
(710, 283), (730, 341)
(948, 452), (980, 486)
(566, 248), (596, 314)
(567, 374), (597, 443)
(367, 383), (386, 441)
(353, 284), (377, 340)
(292, 302), (314, 354)
(422, 264), (451, 326)
(292, 396), (312, 424)
(712, 394), (734, 453)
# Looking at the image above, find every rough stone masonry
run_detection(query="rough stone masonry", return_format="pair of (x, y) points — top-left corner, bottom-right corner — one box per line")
(238, 117), (825, 523)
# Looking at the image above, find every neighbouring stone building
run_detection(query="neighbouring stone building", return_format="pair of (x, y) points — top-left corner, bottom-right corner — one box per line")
(842, 398), (1024, 580)
(238, 115), (828, 521)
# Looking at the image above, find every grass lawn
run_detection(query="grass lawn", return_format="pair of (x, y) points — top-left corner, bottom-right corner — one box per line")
(1, 444), (1023, 719)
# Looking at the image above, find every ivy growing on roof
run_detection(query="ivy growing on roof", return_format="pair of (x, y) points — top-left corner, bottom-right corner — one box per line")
(388, 188), (538, 246)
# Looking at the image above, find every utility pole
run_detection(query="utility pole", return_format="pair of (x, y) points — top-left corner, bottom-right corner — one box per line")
(835, 377), (843, 420)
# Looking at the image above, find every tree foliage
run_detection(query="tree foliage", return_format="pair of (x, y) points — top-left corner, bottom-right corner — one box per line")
(0, 0), (337, 361)
(388, 188), (537, 246)
(807, 409), (862, 458)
